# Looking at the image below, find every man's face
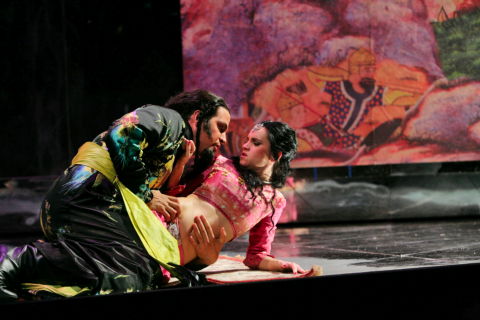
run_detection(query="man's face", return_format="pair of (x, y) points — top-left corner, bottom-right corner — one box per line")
(188, 106), (230, 173)
(357, 64), (376, 78)
(197, 106), (231, 155)
(349, 64), (376, 92)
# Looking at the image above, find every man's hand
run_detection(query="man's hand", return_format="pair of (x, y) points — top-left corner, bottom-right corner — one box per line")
(189, 215), (227, 265)
(148, 190), (180, 222)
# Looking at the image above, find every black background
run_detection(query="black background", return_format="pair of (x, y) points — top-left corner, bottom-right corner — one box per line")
(1, 0), (183, 177)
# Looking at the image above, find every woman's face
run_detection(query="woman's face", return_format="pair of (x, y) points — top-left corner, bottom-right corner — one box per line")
(240, 126), (274, 173)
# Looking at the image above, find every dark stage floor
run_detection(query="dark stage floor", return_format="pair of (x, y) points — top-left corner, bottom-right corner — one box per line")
(4, 217), (480, 277)
(224, 217), (480, 275)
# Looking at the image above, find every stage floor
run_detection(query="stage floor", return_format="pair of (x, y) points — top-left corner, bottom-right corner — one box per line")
(3, 217), (480, 318)
(2, 217), (480, 277)
(222, 217), (480, 275)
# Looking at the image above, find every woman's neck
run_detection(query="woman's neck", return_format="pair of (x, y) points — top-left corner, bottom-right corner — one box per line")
(256, 165), (273, 183)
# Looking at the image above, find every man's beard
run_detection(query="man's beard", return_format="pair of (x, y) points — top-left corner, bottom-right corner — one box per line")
(191, 147), (216, 176)
(359, 77), (375, 93)
(183, 121), (217, 180)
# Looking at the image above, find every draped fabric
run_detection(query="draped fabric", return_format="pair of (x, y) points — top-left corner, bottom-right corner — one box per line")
(70, 142), (180, 267)
(32, 105), (187, 296)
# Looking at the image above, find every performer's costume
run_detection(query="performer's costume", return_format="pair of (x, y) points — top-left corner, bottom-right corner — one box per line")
(0, 105), (202, 302)
(189, 156), (287, 269)
(312, 80), (385, 149)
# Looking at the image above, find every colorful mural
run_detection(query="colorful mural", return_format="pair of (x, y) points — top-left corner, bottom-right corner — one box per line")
(181, 0), (480, 168)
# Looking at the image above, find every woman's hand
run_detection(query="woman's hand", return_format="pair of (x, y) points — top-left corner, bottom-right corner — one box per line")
(165, 138), (196, 191)
(258, 256), (307, 274)
(178, 138), (195, 166)
(189, 215), (227, 265)
(279, 260), (306, 274)
(147, 190), (180, 222)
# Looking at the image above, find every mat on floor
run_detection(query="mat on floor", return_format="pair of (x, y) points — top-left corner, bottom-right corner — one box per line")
(196, 255), (322, 284)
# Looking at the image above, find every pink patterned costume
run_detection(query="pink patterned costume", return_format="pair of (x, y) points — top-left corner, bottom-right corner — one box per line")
(191, 156), (286, 269)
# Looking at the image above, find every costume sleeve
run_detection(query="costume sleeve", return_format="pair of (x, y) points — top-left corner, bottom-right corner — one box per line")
(243, 195), (287, 269)
(104, 105), (185, 202)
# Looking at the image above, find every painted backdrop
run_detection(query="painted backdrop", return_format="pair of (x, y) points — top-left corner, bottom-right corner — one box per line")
(181, 0), (480, 168)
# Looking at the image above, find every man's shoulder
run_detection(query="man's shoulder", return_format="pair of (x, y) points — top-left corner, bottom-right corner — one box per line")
(136, 104), (183, 119)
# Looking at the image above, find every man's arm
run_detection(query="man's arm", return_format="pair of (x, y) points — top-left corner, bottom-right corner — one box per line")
(105, 106), (185, 218)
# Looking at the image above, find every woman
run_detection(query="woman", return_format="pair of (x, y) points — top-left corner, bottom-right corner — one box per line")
(170, 121), (304, 274)
(0, 121), (303, 302)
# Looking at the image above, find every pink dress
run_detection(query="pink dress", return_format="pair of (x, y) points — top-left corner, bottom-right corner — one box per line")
(191, 156), (286, 269)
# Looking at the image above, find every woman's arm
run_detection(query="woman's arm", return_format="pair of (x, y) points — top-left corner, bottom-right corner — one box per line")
(166, 138), (195, 190)
(244, 198), (306, 274)
(257, 256), (306, 274)
(151, 139), (195, 221)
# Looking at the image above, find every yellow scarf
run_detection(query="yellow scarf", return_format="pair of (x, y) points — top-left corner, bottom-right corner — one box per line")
(71, 142), (180, 267)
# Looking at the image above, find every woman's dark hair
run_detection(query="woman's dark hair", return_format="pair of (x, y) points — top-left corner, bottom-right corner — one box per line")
(232, 121), (297, 222)
(260, 121), (297, 188)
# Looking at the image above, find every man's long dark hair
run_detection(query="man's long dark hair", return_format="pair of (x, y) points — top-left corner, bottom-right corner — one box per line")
(232, 121), (297, 220)
(165, 89), (230, 174)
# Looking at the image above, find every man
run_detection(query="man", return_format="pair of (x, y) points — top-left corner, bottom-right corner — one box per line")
(151, 90), (231, 220)
(0, 89), (231, 301)
(159, 90), (231, 200)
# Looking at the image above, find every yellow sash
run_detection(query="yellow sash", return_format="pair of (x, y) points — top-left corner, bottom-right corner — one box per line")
(71, 142), (180, 268)
(21, 283), (91, 297)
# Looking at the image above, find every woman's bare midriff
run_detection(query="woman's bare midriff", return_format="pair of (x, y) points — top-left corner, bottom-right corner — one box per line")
(177, 194), (235, 264)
